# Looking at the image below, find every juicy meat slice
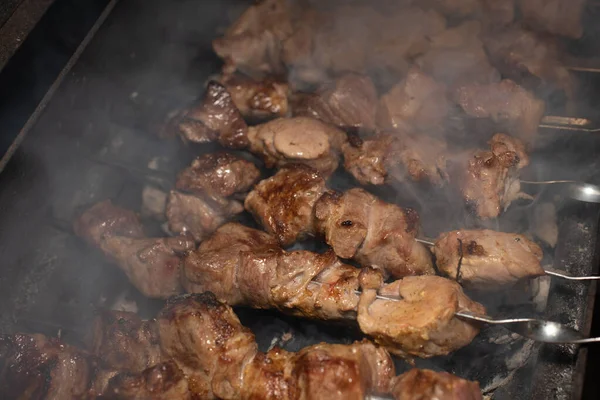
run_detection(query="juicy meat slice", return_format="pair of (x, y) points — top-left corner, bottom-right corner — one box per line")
(104, 361), (191, 400)
(167, 81), (249, 149)
(342, 132), (448, 186)
(0, 333), (92, 400)
(482, 25), (573, 99)
(90, 309), (162, 372)
(292, 73), (378, 132)
(519, 0), (584, 39)
(416, 21), (500, 87)
(244, 165), (327, 246)
(100, 236), (195, 298)
(184, 222), (371, 320)
(455, 133), (529, 219)
(158, 292), (258, 399)
(357, 276), (485, 358)
(220, 74), (289, 119)
(454, 79), (545, 142)
(315, 188), (434, 278)
(166, 190), (244, 242)
(73, 199), (145, 248)
(247, 116), (347, 177)
(182, 222), (280, 304)
(433, 229), (544, 288)
(175, 152), (260, 199)
(212, 0), (293, 76)
(290, 341), (394, 400)
(390, 369), (483, 400)
(377, 67), (450, 134)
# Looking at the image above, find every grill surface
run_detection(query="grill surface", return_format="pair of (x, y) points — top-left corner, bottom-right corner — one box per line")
(0, 1), (599, 399)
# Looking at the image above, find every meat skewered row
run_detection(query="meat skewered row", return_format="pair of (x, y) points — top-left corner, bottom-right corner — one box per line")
(0, 292), (484, 399)
(245, 164), (434, 278)
(74, 201), (485, 359)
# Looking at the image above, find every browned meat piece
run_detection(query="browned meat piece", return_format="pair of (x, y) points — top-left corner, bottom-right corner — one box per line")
(220, 74), (289, 119)
(244, 165), (327, 246)
(100, 236), (195, 298)
(89, 369), (120, 397)
(342, 133), (448, 186)
(183, 223), (372, 320)
(90, 309), (161, 372)
(176, 152), (261, 199)
(212, 0), (294, 76)
(342, 134), (399, 186)
(166, 190), (244, 242)
(315, 188), (434, 279)
(377, 67), (450, 135)
(242, 340), (394, 400)
(519, 0), (584, 39)
(248, 116), (347, 177)
(166, 81), (249, 149)
(391, 369), (483, 400)
(357, 276), (485, 358)
(292, 73), (378, 132)
(455, 133), (530, 219)
(73, 199), (145, 248)
(417, 21), (500, 88)
(454, 79), (545, 142)
(181, 222), (280, 304)
(483, 25), (573, 99)
(0, 333), (93, 399)
(433, 229), (544, 288)
(158, 293), (258, 399)
(104, 361), (191, 400)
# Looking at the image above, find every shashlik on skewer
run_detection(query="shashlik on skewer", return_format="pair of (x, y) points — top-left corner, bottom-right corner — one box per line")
(245, 165), (434, 278)
(0, 292), (484, 399)
(182, 222), (484, 358)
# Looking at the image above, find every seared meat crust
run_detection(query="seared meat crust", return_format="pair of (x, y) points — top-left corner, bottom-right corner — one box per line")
(390, 368), (483, 400)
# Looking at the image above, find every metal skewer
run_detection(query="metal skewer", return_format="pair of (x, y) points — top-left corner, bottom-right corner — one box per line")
(520, 180), (600, 203)
(414, 238), (600, 281)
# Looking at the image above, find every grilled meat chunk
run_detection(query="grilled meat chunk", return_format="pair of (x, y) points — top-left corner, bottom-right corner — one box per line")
(181, 222), (279, 303)
(212, 0), (293, 77)
(167, 152), (260, 241)
(433, 229), (544, 287)
(90, 310), (161, 372)
(167, 81), (249, 148)
(183, 223), (371, 320)
(247, 116), (347, 177)
(100, 236), (195, 298)
(166, 191), (244, 242)
(220, 74), (289, 119)
(390, 368), (483, 400)
(455, 133), (530, 219)
(377, 67), (450, 134)
(357, 276), (485, 358)
(482, 0), (515, 25)
(454, 79), (545, 142)
(73, 199), (145, 247)
(158, 293), (258, 399)
(0, 333), (93, 400)
(315, 188), (434, 278)
(342, 132), (447, 186)
(292, 73), (378, 132)
(342, 134), (400, 186)
(416, 21), (500, 88)
(519, 0), (584, 39)
(245, 165), (327, 246)
(243, 340), (394, 400)
(176, 152), (260, 200)
(483, 26), (572, 99)
(104, 361), (191, 400)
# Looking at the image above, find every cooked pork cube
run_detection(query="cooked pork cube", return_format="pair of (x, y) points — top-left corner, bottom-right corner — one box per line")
(390, 369), (483, 400)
